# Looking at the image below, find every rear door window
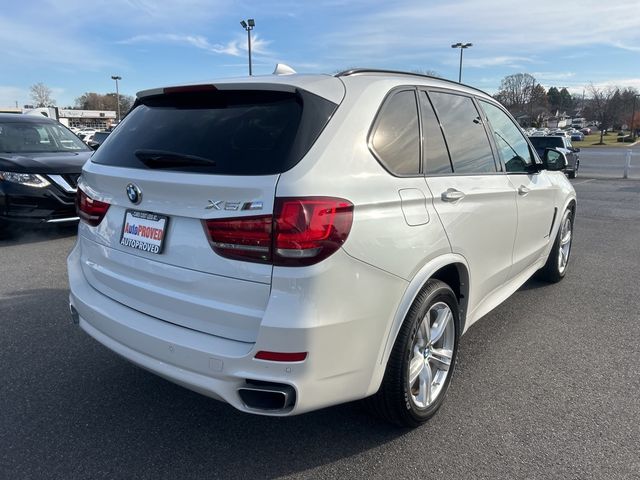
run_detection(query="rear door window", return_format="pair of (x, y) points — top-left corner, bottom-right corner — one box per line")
(370, 89), (420, 176)
(429, 91), (497, 174)
(90, 89), (337, 175)
(419, 92), (453, 174)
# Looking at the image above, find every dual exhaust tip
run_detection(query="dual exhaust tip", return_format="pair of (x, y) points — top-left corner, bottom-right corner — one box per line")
(238, 381), (296, 413)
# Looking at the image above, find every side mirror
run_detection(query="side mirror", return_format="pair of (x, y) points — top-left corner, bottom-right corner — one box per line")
(573, 147), (580, 153)
(543, 148), (568, 171)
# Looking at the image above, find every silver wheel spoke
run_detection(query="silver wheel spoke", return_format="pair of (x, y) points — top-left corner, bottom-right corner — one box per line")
(409, 353), (425, 386)
(418, 316), (430, 346)
(417, 362), (432, 406)
(429, 348), (453, 371)
(430, 308), (452, 345)
(561, 229), (571, 245)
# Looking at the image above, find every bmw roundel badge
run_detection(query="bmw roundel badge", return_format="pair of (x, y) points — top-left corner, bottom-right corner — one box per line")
(126, 183), (142, 204)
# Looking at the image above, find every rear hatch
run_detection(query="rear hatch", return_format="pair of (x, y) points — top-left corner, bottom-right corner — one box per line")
(78, 80), (342, 342)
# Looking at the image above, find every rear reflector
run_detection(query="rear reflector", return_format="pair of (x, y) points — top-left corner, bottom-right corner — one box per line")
(76, 188), (110, 227)
(203, 196), (353, 266)
(255, 351), (308, 362)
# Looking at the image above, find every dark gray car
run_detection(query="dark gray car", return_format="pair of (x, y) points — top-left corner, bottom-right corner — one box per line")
(529, 135), (580, 178)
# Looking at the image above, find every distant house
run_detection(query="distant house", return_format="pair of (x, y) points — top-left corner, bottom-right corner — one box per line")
(546, 110), (571, 129)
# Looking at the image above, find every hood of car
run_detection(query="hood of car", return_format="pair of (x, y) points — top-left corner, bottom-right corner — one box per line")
(0, 151), (92, 174)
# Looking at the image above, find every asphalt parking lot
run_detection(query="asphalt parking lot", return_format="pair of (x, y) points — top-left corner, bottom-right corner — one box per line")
(1, 177), (639, 480)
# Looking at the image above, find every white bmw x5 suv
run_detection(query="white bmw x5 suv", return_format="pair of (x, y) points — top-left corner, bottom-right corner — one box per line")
(68, 69), (576, 427)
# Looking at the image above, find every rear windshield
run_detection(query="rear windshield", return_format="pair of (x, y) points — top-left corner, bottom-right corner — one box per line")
(90, 89), (338, 175)
(0, 120), (89, 153)
(529, 136), (564, 150)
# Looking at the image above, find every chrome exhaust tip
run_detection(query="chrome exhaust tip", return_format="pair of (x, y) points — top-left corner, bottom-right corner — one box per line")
(238, 381), (296, 412)
(69, 304), (80, 325)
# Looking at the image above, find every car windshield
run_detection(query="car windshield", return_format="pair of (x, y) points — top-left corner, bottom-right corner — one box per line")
(0, 120), (89, 153)
(529, 136), (564, 149)
(92, 132), (109, 141)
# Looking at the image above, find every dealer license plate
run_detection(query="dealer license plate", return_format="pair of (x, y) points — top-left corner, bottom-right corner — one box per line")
(120, 210), (168, 254)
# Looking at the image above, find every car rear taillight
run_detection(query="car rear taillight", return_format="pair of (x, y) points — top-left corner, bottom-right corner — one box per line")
(76, 188), (110, 227)
(203, 197), (353, 266)
(203, 215), (272, 263)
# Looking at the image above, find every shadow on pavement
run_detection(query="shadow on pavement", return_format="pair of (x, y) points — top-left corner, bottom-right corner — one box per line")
(0, 223), (77, 246)
(2, 287), (409, 480)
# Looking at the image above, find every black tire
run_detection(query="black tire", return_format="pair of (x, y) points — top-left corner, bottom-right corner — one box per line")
(538, 207), (574, 283)
(363, 279), (459, 427)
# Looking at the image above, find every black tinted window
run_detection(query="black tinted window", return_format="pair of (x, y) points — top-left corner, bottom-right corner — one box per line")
(429, 92), (497, 174)
(91, 89), (337, 175)
(419, 92), (452, 174)
(529, 136), (564, 150)
(480, 100), (534, 173)
(371, 89), (420, 175)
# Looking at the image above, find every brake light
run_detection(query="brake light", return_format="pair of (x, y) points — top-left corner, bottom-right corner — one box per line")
(203, 215), (272, 263)
(203, 197), (353, 266)
(163, 84), (217, 94)
(76, 188), (110, 227)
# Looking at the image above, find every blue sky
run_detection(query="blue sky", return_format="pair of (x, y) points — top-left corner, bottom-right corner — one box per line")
(2, 0), (640, 107)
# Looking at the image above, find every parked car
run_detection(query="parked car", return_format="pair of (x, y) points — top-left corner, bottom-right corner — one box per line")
(67, 69), (576, 427)
(571, 131), (585, 141)
(529, 135), (580, 178)
(87, 131), (110, 150)
(580, 128), (592, 135)
(0, 114), (92, 230)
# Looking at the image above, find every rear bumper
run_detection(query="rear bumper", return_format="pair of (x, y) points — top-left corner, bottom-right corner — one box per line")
(67, 240), (407, 415)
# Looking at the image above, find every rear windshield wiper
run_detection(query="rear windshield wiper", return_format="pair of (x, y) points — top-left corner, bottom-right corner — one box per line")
(134, 149), (216, 168)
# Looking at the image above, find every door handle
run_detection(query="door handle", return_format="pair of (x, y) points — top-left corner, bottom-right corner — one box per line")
(518, 185), (531, 196)
(441, 189), (466, 202)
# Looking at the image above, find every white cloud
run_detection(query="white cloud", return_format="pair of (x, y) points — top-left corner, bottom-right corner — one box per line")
(319, 0), (640, 65)
(457, 56), (536, 69)
(119, 33), (272, 57)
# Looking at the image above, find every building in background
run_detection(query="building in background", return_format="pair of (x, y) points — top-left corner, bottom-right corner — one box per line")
(14, 107), (117, 130)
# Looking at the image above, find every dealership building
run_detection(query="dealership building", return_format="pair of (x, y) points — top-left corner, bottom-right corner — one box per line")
(1, 107), (117, 130)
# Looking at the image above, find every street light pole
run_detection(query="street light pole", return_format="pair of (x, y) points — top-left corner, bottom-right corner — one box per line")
(451, 42), (472, 83)
(111, 75), (122, 123)
(240, 19), (255, 76)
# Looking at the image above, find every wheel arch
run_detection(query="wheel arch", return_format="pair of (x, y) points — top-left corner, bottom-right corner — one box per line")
(366, 254), (470, 396)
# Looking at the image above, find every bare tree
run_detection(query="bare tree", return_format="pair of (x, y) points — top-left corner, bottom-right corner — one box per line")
(586, 84), (620, 144)
(29, 82), (55, 107)
(75, 92), (134, 114)
(494, 73), (537, 115)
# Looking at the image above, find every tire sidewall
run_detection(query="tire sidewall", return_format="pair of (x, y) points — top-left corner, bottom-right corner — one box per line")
(557, 209), (574, 279)
(401, 284), (460, 422)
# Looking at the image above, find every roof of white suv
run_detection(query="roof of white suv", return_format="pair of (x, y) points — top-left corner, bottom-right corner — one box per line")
(136, 69), (494, 106)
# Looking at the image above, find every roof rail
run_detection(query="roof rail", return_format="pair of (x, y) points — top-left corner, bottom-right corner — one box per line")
(334, 68), (490, 97)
